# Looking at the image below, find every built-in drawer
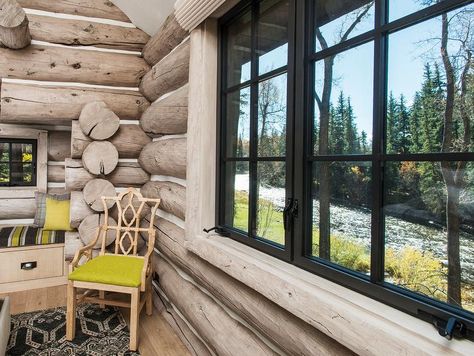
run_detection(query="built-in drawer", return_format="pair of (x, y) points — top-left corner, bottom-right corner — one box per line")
(0, 245), (64, 284)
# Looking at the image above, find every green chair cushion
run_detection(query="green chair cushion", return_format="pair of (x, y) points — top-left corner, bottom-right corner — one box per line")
(68, 255), (145, 287)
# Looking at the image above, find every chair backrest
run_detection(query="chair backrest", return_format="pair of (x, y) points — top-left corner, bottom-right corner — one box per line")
(99, 187), (160, 256)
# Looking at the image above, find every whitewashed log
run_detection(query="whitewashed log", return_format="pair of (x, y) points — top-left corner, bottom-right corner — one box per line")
(141, 181), (185, 220)
(47, 164), (64, 182)
(71, 121), (151, 159)
(152, 218), (350, 356)
(139, 38), (190, 101)
(140, 84), (188, 137)
(0, 197), (35, 219)
(65, 159), (149, 190)
(0, 0), (30, 49)
(83, 178), (116, 212)
(82, 141), (119, 176)
(17, 0), (131, 22)
(79, 101), (120, 140)
(0, 44), (149, 87)
(69, 190), (94, 228)
(28, 14), (148, 51)
(153, 288), (213, 356)
(154, 258), (276, 355)
(138, 138), (186, 179)
(48, 131), (71, 161)
(78, 213), (116, 249)
(47, 187), (67, 195)
(142, 13), (188, 66)
(0, 82), (149, 125)
(65, 230), (83, 261)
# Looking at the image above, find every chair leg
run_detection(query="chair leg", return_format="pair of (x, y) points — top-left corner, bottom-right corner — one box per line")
(66, 281), (76, 341)
(130, 288), (140, 351)
(146, 278), (153, 316)
(99, 290), (105, 309)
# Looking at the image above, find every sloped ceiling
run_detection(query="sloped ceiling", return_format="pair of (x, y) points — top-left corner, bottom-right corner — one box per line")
(111, 0), (176, 36)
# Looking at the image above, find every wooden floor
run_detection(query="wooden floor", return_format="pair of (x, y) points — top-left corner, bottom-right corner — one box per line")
(0, 285), (190, 356)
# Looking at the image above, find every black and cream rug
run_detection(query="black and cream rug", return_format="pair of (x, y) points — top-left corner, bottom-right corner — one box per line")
(7, 304), (139, 355)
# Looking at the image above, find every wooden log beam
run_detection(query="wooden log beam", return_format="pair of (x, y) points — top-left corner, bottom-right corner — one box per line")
(17, 0), (131, 23)
(141, 181), (185, 220)
(0, 0), (31, 49)
(0, 82), (150, 124)
(47, 164), (64, 182)
(71, 121), (150, 159)
(151, 218), (350, 356)
(82, 141), (118, 176)
(78, 213), (116, 248)
(139, 38), (190, 102)
(48, 130), (70, 161)
(83, 178), (116, 212)
(0, 198), (35, 219)
(140, 84), (188, 137)
(138, 138), (186, 179)
(69, 190), (94, 228)
(0, 44), (150, 87)
(65, 158), (149, 190)
(154, 257), (276, 356)
(79, 101), (120, 140)
(142, 13), (188, 66)
(28, 14), (148, 52)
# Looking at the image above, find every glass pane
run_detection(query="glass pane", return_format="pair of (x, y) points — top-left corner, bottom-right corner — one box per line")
(389, 0), (446, 22)
(258, 73), (287, 157)
(314, 42), (374, 155)
(226, 10), (252, 87)
(314, 0), (374, 52)
(0, 143), (9, 161)
(226, 87), (251, 158)
(224, 161), (249, 232)
(258, 0), (289, 75)
(11, 163), (33, 184)
(384, 161), (474, 313)
(312, 161), (372, 274)
(0, 163), (9, 183)
(11, 142), (33, 163)
(387, 5), (473, 154)
(256, 161), (286, 245)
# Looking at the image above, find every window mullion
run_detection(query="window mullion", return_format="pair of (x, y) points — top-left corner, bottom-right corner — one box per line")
(370, 0), (387, 284)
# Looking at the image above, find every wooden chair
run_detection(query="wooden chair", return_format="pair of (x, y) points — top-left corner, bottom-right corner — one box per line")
(66, 188), (160, 351)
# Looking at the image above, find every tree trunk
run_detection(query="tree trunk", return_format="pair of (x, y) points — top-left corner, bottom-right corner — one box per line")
(79, 101), (120, 140)
(0, 82), (149, 124)
(0, 0), (31, 49)
(83, 178), (116, 212)
(138, 138), (186, 179)
(71, 120), (151, 159)
(82, 141), (119, 176)
(142, 13), (188, 66)
(0, 44), (149, 87)
(28, 13), (148, 51)
(139, 37), (190, 102)
(139, 84), (188, 137)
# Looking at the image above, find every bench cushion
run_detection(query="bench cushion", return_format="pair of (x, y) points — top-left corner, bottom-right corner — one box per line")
(0, 226), (65, 248)
(68, 255), (144, 288)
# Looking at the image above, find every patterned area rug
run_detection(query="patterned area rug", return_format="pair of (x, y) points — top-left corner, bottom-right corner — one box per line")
(7, 304), (139, 355)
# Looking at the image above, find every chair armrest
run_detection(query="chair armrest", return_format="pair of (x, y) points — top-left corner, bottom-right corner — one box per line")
(70, 227), (102, 270)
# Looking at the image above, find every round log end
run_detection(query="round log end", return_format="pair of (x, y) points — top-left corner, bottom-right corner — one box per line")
(83, 178), (116, 212)
(79, 101), (120, 140)
(82, 141), (119, 176)
(78, 213), (117, 249)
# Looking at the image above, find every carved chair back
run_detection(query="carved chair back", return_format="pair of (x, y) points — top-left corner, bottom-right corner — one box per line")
(99, 187), (160, 256)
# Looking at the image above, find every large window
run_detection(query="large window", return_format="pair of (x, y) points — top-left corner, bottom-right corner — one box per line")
(0, 139), (37, 187)
(219, 0), (474, 339)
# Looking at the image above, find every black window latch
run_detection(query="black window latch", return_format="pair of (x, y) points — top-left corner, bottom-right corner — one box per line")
(434, 317), (466, 340)
(283, 198), (298, 231)
(203, 226), (230, 237)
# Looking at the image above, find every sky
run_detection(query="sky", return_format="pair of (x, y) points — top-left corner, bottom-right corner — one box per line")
(234, 0), (468, 143)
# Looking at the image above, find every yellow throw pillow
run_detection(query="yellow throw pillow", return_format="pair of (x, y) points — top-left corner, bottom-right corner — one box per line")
(43, 197), (73, 231)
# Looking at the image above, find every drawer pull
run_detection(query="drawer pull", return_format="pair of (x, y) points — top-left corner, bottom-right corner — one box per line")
(21, 261), (37, 270)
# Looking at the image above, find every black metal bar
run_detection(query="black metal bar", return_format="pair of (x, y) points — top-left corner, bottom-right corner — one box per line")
(224, 65), (288, 93)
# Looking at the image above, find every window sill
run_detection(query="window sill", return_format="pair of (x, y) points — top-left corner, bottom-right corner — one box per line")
(186, 234), (474, 355)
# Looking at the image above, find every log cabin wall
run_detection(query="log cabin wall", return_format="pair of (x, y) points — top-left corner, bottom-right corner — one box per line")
(0, 0), (150, 231)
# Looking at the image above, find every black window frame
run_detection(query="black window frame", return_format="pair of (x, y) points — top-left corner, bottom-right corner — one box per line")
(218, 0), (474, 340)
(0, 138), (37, 187)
